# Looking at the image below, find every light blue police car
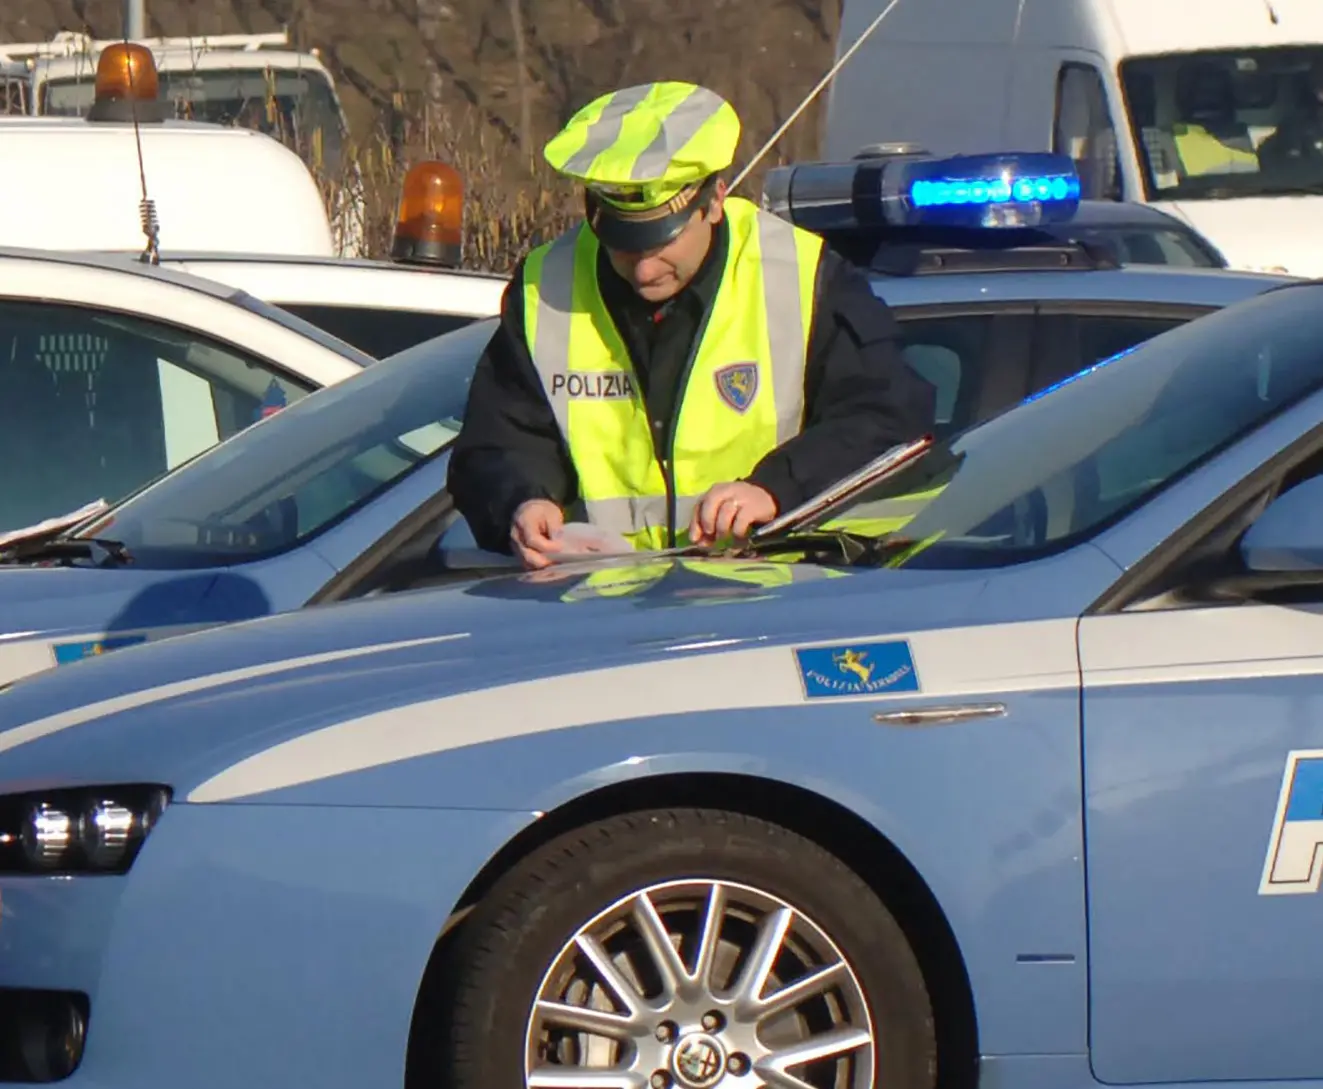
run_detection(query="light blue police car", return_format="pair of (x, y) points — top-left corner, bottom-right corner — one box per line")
(0, 152), (1293, 691)
(4, 236), (1323, 1086)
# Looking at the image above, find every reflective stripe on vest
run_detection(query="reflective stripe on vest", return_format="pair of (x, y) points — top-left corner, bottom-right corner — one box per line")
(522, 197), (822, 551)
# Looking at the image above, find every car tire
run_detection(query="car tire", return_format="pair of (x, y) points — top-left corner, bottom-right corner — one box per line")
(434, 807), (936, 1089)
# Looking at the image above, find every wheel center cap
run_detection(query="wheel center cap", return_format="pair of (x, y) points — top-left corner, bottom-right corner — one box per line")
(671, 1031), (727, 1089)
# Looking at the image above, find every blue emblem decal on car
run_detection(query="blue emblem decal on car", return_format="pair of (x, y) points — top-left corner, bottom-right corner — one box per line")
(714, 362), (759, 413)
(1261, 750), (1323, 895)
(52, 635), (148, 666)
(794, 640), (920, 698)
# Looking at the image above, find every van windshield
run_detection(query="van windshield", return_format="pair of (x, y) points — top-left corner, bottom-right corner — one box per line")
(41, 66), (345, 169)
(1121, 46), (1323, 201)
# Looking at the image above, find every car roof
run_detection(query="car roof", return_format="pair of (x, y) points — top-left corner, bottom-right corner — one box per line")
(0, 115), (273, 137)
(870, 264), (1299, 308)
(0, 244), (245, 299)
(155, 252), (509, 283)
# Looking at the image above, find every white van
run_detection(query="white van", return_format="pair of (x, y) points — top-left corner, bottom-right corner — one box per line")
(823, 0), (1323, 275)
(0, 115), (336, 256)
(1, 30), (364, 254)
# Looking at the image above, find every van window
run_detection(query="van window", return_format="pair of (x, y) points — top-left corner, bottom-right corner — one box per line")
(0, 301), (313, 533)
(2, 75), (27, 115)
(1054, 63), (1122, 201)
(1121, 47), (1323, 201)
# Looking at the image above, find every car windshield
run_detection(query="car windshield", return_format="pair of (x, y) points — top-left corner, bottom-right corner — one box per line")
(795, 283), (1323, 569)
(1122, 46), (1323, 201)
(72, 318), (495, 569)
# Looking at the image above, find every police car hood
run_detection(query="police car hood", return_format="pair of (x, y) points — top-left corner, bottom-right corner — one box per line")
(0, 554), (1001, 797)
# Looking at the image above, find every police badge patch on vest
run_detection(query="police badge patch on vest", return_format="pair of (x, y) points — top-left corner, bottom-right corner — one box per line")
(714, 362), (759, 413)
(550, 372), (638, 399)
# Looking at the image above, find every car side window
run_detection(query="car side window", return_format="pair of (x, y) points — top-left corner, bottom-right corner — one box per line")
(1029, 311), (1203, 395)
(0, 300), (313, 533)
(896, 315), (988, 438)
(897, 312), (1035, 439)
(279, 304), (478, 358)
(1054, 62), (1123, 201)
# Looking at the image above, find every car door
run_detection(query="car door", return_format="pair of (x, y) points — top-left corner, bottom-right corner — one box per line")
(1077, 437), (1323, 1083)
(0, 299), (316, 532)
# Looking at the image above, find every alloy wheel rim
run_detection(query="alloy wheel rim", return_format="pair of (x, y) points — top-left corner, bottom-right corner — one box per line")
(525, 877), (876, 1088)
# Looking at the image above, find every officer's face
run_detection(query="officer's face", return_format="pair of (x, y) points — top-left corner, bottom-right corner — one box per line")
(606, 187), (728, 303)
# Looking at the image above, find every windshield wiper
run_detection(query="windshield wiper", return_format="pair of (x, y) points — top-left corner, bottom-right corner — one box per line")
(0, 537), (132, 567)
(1252, 183), (1323, 197)
(734, 528), (890, 566)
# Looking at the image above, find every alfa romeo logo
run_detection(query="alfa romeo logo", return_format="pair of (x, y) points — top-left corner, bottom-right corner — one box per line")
(672, 1032), (725, 1088)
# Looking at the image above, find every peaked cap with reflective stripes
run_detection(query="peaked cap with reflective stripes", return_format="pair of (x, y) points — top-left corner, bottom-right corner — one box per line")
(544, 81), (741, 251)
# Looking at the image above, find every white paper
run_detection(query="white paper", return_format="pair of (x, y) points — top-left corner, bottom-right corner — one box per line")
(0, 499), (111, 549)
(549, 521), (635, 559)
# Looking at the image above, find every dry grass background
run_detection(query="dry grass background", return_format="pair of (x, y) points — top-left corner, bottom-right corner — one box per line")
(3, 0), (845, 270)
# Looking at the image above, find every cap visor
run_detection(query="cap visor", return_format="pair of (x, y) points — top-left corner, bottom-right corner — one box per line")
(589, 205), (694, 252)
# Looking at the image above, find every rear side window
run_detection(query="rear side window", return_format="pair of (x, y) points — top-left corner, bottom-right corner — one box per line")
(279, 304), (477, 358)
(895, 313), (1036, 439)
(1030, 311), (1206, 394)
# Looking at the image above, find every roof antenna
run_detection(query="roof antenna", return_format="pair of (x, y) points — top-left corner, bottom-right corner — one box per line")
(728, 0), (908, 192)
(120, 38), (162, 264)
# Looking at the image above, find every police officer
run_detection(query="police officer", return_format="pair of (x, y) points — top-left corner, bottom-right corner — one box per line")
(447, 80), (934, 570)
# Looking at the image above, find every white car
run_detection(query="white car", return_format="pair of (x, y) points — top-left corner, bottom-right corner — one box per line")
(0, 246), (379, 534)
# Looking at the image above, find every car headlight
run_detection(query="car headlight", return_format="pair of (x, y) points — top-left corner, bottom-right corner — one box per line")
(0, 785), (170, 875)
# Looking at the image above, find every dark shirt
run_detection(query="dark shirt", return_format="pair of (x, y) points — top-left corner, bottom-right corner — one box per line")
(447, 215), (936, 554)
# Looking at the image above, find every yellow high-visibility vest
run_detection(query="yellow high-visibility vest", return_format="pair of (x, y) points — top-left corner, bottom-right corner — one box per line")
(522, 196), (823, 551)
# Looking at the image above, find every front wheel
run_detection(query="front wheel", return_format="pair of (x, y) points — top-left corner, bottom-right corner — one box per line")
(436, 808), (936, 1089)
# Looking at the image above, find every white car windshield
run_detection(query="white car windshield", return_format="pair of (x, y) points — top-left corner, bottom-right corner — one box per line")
(798, 283), (1323, 568)
(72, 318), (495, 569)
(1122, 46), (1323, 201)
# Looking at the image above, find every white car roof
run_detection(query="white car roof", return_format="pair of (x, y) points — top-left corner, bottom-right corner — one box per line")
(0, 246), (371, 388)
(154, 253), (508, 318)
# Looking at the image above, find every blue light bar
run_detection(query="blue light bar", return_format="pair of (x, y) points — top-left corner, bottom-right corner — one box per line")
(761, 150), (1084, 234)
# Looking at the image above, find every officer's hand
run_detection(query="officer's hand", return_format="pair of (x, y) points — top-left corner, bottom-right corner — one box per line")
(689, 482), (778, 546)
(511, 499), (565, 570)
